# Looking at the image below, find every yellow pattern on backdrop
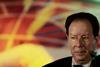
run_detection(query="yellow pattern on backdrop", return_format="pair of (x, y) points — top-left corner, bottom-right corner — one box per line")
(0, 44), (53, 67)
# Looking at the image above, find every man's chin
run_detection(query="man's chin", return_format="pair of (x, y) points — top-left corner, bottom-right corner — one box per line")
(74, 55), (87, 61)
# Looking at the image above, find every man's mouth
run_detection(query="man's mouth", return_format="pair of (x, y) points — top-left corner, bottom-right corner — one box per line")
(75, 51), (87, 55)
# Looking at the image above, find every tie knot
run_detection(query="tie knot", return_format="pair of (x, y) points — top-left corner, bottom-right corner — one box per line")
(73, 65), (83, 67)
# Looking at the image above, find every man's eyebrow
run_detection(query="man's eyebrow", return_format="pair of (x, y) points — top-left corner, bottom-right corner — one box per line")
(69, 33), (77, 36)
(70, 33), (89, 36)
(82, 33), (90, 36)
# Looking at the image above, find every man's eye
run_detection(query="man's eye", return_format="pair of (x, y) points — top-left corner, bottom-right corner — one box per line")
(82, 36), (88, 40)
(70, 36), (76, 39)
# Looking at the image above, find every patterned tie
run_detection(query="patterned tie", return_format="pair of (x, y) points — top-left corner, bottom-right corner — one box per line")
(73, 65), (83, 67)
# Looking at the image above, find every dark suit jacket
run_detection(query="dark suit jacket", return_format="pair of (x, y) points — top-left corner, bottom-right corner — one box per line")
(43, 55), (100, 67)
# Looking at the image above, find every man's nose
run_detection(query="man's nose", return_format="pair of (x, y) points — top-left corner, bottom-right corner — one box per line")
(76, 38), (83, 47)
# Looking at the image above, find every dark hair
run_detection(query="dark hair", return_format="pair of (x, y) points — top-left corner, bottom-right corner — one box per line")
(65, 12), (99, 37)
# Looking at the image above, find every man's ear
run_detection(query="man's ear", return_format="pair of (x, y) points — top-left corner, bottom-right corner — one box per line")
(66, 34), (68, 39)
(93, 35), (100, 50)
(96, 35), (100, 42)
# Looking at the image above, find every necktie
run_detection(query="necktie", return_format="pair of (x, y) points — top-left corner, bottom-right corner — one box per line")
(73, 65), (83, 67)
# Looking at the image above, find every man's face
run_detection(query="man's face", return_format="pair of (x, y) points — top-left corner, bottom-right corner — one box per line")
(67, 20), (95, 63)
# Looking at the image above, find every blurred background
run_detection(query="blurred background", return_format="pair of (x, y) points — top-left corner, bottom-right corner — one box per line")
(0, 0), (100, 67)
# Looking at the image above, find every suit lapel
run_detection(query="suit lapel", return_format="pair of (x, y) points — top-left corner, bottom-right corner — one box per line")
(64, 57), (72, 67)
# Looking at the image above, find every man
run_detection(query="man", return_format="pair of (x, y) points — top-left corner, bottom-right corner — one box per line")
(43, 12), (100, 67)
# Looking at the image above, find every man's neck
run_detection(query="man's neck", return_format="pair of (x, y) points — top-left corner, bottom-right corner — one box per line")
(72, 57), (92, 65)
(72, 57), (92, 67)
